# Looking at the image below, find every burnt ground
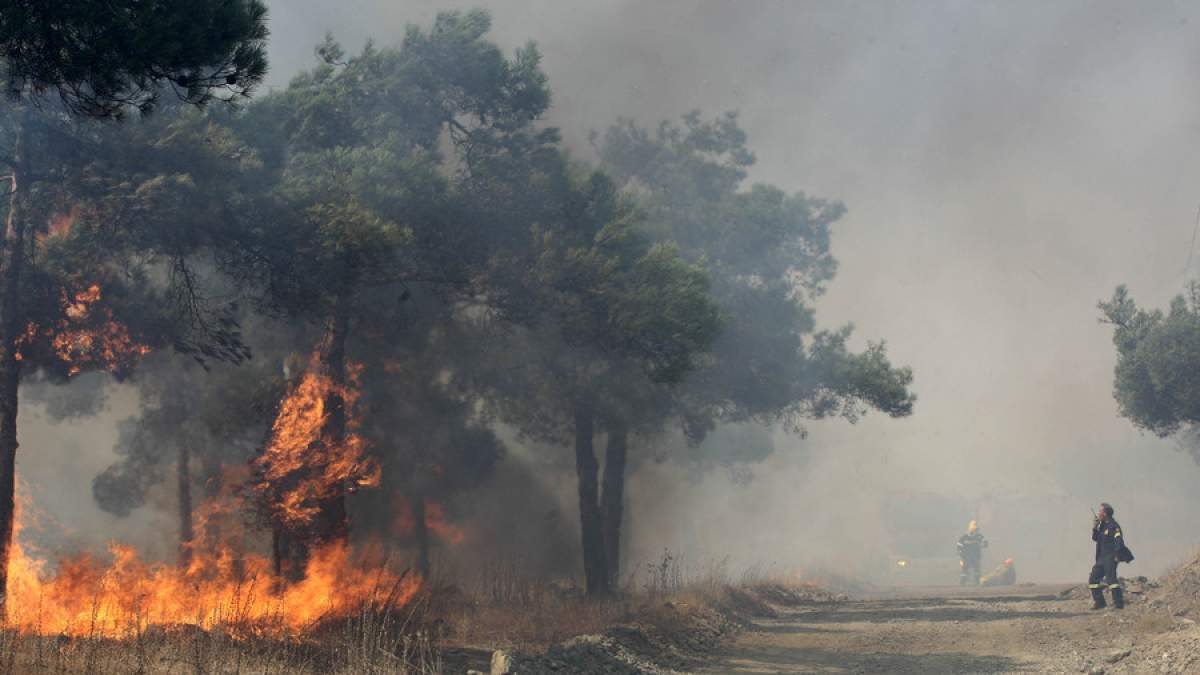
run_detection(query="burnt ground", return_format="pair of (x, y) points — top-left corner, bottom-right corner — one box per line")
(699, 583), (1186, 674)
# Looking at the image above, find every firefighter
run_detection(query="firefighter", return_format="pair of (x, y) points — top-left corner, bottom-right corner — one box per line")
(980, 557), (1017, 586)
(1089, 502), (1129, 610)
(957, 520), (987, 585)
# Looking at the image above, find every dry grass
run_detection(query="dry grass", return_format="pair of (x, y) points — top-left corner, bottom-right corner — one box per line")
(0, 551), (834, 674)
(437, 550), (818, 654)
(0, 593), (443, 674)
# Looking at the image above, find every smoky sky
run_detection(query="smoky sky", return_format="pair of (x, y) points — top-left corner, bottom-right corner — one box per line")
(18, 1), (1200, 583)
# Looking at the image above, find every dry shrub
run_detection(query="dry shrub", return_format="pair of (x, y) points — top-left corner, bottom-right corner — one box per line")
(1134, 610), (1177, 635)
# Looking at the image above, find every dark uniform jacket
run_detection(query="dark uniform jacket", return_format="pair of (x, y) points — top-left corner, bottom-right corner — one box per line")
(958, 532), (985, 556)
(1093, 518), (1124, 562)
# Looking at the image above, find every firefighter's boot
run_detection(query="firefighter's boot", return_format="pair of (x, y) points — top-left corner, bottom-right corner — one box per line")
(1111, 586), (1124, 610)
(1090, 586), (1106, 610)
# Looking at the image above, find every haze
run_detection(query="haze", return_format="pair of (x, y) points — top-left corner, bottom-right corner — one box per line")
(16, 0), (1200, 584)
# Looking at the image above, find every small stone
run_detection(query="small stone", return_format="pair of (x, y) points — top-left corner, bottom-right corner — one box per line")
(1106, 649), (1131, 664)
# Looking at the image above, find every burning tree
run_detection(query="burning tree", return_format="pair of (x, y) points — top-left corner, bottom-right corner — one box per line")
(354, 292), (505, 577)
(0, 0), (268, 615)
(231, 11), (555, 578)
(93, 350), (284, 568)
(0, 110), (264, 617)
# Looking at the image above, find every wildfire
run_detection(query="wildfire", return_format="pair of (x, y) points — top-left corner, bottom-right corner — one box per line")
(392, 496), (468, 546)
(5, 487), (421, 638)
(16, 284), (151, 376)
(0, 346), (427, 639)
(252, 353), (380, 530)
(42, 208), (78, 240)
(6, 536), (420, 638)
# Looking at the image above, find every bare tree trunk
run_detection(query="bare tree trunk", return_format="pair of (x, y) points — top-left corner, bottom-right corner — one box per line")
(601, 421), (628, 590)
(177, 446), (194, 568)
(574, 398), (609, 595)
(0, 120), (27, 618)
(412, 494), (430, 578)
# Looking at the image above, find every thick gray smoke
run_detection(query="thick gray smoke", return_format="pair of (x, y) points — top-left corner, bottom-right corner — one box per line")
(19, 1), (1200, 585)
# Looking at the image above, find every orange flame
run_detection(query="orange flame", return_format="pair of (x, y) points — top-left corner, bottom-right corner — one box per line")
(425, 502), (466, 545)
(41, 208), (77, 240)
(6, 486), (420, 638)
(392, 496), (467, 546)
(16, 284), (151, 375)
(252, 353), (379, 531)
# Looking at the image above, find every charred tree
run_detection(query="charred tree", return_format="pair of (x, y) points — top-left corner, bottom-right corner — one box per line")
(273, 299), (353, 581)
(314, 300), (351, 545)
(574, 397), (610, 595)
(0, 120), (27, 616)
(177, 445), (194, 568)
(600, 421), (628, 589)
(271, 527), (300, 582)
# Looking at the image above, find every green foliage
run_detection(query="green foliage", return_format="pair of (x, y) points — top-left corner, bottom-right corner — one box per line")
(1099, 283), (1200, 436)
(526, 179), (722, 385)
(236, 10), (555, 319)
(0, 104), (260, 379)
(595, 111), (914, 448)
(0, 0), (269, 117)
(473, 164), (723, 449)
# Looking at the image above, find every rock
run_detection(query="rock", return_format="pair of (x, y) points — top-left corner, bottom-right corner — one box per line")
(1088, 666), (1105, 675)
(491, 649), (514, 675)
(1106, 649), (1131, 664)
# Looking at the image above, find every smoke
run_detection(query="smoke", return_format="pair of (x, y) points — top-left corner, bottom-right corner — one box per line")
(19, 1), (1200, 586)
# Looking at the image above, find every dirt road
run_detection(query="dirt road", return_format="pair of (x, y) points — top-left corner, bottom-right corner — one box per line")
(700, 584), (1172, 674)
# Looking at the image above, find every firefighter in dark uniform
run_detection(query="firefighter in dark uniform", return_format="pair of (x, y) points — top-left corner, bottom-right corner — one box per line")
(957, 520), (987, 585)
(1089, 502), (1126, 609)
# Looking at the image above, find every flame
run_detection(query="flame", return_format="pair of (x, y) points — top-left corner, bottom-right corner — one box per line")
(16, 284), (151, 375)
(391, 495), (467, 546)
(5, 485), (420, 638)
(425, 502), (466, 545)
(253, 353), (379, 531)
(42, 208), (78, 240)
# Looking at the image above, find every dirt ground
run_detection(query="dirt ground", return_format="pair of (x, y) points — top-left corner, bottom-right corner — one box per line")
(698, 583), (1182, 674)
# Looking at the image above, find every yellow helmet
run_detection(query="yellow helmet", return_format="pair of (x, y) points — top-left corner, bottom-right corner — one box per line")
(967, 520), (978, 534)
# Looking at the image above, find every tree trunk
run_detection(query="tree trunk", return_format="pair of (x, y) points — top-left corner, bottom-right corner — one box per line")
(574, 398), (609, 595)
(601, 421), (628, 590)
(275, 299), (351, 582)
(0, 120), (27, 618)
(314, 300), (351, 545)
(412, 493), (430, 578)
(177, 445), (194, 569)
